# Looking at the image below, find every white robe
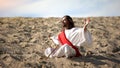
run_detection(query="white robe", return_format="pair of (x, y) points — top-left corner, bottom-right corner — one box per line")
(44, 27), (92, 58)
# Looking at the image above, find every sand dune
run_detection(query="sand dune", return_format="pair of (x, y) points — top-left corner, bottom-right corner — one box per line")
(0, 17), (120, 68)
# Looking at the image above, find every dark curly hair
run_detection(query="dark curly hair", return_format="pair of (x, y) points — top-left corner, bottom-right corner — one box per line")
(61, 15), (75, 29)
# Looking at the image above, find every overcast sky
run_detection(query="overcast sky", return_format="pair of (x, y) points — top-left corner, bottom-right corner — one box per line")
(0, 0), (120, 17)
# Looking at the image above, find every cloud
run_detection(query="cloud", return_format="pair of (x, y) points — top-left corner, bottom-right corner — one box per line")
(0, 0), (32, 16)
(11, 0), (83, 17)
(73, 0), (120, 17)
(88, 0), (120, 16)
(0, 0), (27, 10)
(0, 0), (120, 17)
(101, 0), (120, 16)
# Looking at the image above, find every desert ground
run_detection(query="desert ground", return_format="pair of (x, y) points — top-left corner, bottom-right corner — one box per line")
(0, 17), (120, 68)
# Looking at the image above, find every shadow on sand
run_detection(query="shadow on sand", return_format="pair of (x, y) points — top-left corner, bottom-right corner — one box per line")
(69, 55), (120, 66)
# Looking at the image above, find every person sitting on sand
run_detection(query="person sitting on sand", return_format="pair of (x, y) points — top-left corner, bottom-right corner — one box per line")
(45, 15), (92, 58)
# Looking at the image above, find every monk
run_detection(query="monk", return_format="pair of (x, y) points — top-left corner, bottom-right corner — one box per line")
(45, 15), (92, 58)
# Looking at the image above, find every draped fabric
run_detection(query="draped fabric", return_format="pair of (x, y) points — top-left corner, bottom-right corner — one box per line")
(44, 27), (92, 58)
(58, 30), (81, 57)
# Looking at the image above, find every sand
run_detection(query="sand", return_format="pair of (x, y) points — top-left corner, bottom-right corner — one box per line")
(0, 17), (120, 68)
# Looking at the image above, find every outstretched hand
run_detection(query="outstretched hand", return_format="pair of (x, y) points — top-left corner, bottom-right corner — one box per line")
(83, 18), (91, 31)
(84, 18), (91, 26)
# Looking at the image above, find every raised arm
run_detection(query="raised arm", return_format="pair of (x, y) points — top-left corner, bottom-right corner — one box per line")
(83, 18), (90, 31)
